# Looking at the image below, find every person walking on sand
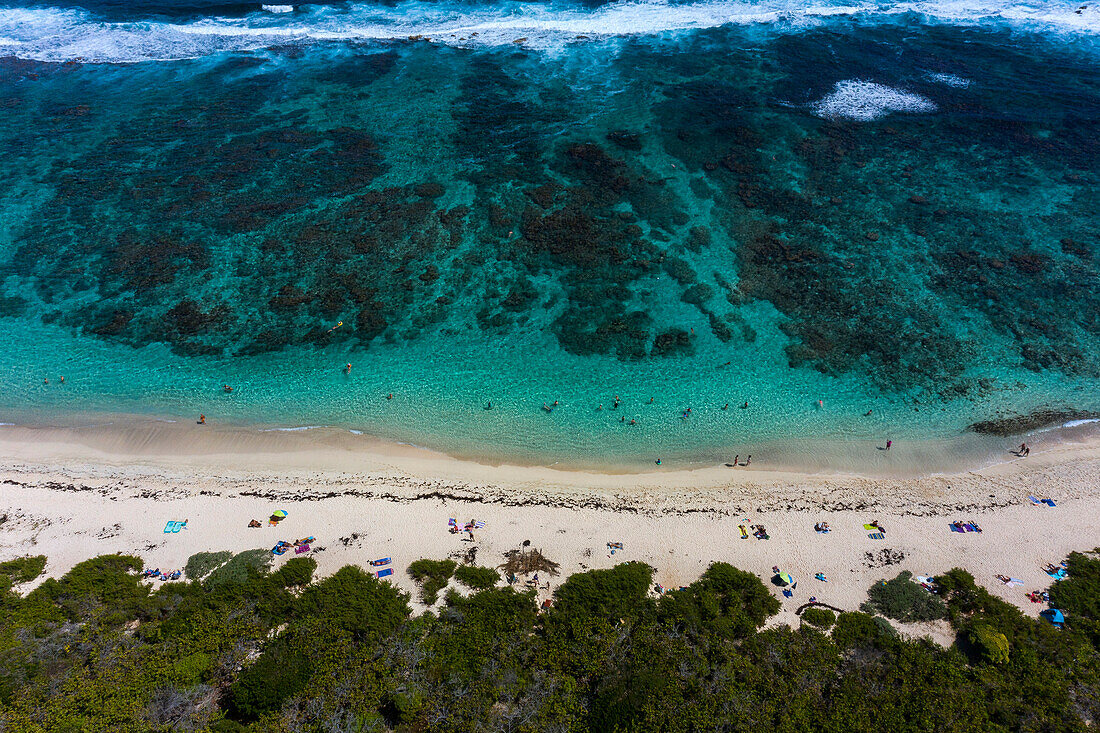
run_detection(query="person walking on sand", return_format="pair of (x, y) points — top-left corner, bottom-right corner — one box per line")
(733, 455), (739, 467)
(745, 455), (751, 466)
(885, 439), (892, 450)
(1019, 442), (1030, 457)
(198, 414), (206, 425)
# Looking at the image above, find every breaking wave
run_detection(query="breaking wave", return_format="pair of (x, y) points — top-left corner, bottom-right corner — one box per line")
(0, 0), (1097, 62)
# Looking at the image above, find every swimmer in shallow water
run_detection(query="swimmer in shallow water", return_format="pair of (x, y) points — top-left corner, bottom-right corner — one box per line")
(223, 385), (233, 393)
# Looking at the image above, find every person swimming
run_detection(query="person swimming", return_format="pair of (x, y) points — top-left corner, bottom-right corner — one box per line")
(223, 385), (233, 393)
(344, 363), (352, 374)
(485, 401), (492, 410)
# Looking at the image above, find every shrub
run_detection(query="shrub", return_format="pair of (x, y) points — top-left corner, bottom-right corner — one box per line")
(0, 556), (47, 591)
(408, 559), (457, 605)
(297, 566), (410, 640)
(273, 557), (316, 588)
(554, 562), (654, 621)
(185, 551), (232, 580)
(658, 562), (779, 637)
(801, 607), (836, 628)
(206, 550), (272, 587)
(968, 623), (1010, 664)
(171, 652), (212, 685)
(1048, 551), (1100, 622)
(227, 640), (311, 721)
(864, 571), (947, 622)
(28, 554), (147, 623)
(832, 612), (891, 648)
(454, 565), (499, 590)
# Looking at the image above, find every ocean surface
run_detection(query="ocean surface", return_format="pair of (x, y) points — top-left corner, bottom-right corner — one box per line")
(0, 0), (1097, 467)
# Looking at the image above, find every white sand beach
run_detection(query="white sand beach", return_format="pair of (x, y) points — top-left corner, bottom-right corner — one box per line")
(1, 419), (1098, 638)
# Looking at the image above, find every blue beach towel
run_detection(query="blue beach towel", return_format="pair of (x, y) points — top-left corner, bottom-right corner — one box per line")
(950, 524), (965, 533)
(869, 532), (885, 540)
(376, 568), (393, 578)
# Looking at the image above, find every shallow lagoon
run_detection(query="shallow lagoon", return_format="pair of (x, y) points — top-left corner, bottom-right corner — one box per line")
(0, 6), (1097, 466)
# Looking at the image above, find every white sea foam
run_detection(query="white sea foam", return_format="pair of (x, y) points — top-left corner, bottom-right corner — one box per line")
(261, 425), (327, 431)
(811, 80), (938, 121)
(0, 0), (1096, 62)
(927, 71), (972, 87)
(1063, 418), (1100, 428)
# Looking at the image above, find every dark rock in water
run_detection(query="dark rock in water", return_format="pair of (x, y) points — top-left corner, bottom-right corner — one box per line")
(90, 309), (133, 336)
(651, 328), (693, 356)
(1010, 251), (1047, 274)
(0, 295), (27, 318)
(907, 194), (929, 205)
(968, 409), (1100, 436)
(415, 181), (445, 199)
(606, 130), (642, 151)
(1060, 238), (1091, 259)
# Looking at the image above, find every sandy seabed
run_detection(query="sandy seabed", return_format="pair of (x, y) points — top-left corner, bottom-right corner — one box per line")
(1, 419), (1098, 642)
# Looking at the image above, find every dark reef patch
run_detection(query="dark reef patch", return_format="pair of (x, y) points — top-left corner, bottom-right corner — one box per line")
(969, 409), (1100, 437)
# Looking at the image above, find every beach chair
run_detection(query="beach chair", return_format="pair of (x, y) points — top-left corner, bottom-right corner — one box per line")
(376, 568), (393, 578)
(370, 558), (392, 567)
(950, 523), (965, 533)
(1028, 495), (1042, 505)
(1042, 498), (1057, 507)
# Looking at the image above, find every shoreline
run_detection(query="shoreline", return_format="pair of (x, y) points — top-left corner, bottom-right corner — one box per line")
(2, 407), (1099, 479)
(1, 425), (1099, 633)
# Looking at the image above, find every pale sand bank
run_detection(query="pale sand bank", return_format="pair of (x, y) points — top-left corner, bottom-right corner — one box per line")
(0, 422), (1098, 639)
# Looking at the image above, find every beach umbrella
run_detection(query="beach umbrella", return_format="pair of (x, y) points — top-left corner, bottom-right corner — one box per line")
(271, 510), (288, 520)
(776, 572), (794, 586)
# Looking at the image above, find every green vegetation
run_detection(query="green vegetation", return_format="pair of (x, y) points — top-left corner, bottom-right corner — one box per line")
(801, 607), (836, 628)
(863, 570), (948, 622)
(205, 549), (272, 586)
(407, 558), (457, 604)
(453, 564), (499, 590)
(184, 551), (232, 580)
(0, 556), (46, 593)
(1, 551), (1100, 731)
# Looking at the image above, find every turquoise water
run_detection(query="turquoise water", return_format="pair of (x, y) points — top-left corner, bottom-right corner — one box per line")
(0, 2), (1098, 466)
